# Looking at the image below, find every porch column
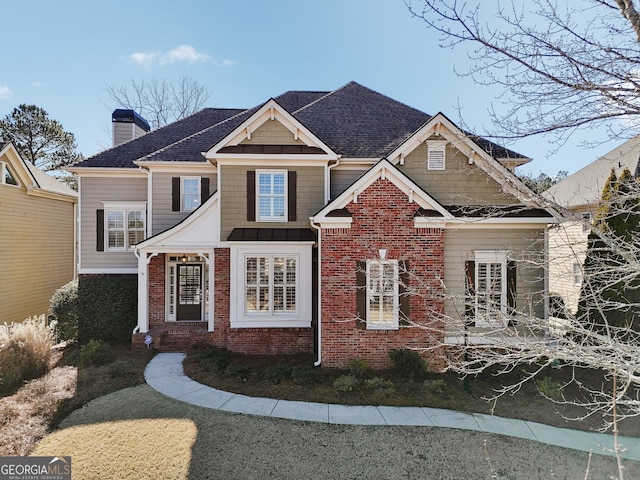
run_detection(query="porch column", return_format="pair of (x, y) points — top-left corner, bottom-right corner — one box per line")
(137, 252), (149, 333)
(198, 250), (215, 332)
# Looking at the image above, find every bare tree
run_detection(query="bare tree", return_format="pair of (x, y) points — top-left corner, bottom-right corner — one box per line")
(405, 0), (640, 147)
(105, 77), (212, 129)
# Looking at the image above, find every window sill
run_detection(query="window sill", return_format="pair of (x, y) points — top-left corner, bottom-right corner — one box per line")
(230, 319), (311, 329)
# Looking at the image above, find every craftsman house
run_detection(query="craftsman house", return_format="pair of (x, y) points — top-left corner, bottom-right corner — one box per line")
(69, 82), (558, 368)
(0, 142), (77, 324)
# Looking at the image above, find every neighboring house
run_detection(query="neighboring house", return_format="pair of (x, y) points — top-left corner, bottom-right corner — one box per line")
(542, 136), (640, 314)
(69, 82), (558, 368)
(0, 142), (78, 324)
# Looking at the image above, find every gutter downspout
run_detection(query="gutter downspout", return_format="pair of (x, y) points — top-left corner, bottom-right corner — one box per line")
(310, 217), (322, 367)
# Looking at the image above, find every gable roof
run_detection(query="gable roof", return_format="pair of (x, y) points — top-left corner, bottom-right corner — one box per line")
(71, 82), (528, 169)
(0, 142), (77, 200)
(542, 135), (640, 209)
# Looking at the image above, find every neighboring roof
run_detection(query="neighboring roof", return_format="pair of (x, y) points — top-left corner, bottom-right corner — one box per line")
(542, 135), (640, 209)
(23, 161), (77, 197)
(72, 82), (527, 169)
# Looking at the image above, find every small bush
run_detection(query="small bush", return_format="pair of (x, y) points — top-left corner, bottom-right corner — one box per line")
(108, 359), (134, 378)
(364, 376), (395, 394)
(348, 359), (370, 380)
(0, 315), (54, 394)
(49, 280), (79, 343)
(333, 374), (359, 393)
(423, 379), (446, 395)
(264, 364), (293, 384)
(291, 365), (317, 385)
(537, 376), (562, 400)
(79, 340), (113, 367)
(195, 348), (229, 373)
(389, 349), (426, 378)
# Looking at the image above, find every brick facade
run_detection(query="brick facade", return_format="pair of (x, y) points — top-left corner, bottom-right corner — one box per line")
(320, 177), (446, 369)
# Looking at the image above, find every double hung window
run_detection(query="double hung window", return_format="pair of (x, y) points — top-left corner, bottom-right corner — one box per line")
(105, 207), (145, 251)
(257, 171), (286, 221)
(245, 255), (297, 314)
(366, 260), (399, 329)
(181, 177), (201, 212)
(474, 251), (507, 325)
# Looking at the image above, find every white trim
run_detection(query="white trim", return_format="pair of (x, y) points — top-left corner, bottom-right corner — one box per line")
(426, 140), (447, 171)
(215, 158), (332, 167)
(134, 161), (214, 172)
(180, 176), (201, 212)
(66, 167), (148, 177)
(256, 170), (288, 222)
(230, 243), (312, 328)
(365, 259), (399, 330)
(79, 267), (138, 274)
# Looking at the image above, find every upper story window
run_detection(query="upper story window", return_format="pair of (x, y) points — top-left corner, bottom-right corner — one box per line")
(573, 262), (583, 286)
(181, 177), (201, 212)
(366, 259), (399, 330)
(1, 162), (18, 186)
(581, 211), (592, 233)
(427, 141), (447, 171)
(257, 170), (287, 221)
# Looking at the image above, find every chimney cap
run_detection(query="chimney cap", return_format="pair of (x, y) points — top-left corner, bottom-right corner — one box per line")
(112, 109), (150, 132)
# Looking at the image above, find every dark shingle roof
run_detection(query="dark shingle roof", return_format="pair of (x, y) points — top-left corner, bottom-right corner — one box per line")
(74, 82), (526, 168)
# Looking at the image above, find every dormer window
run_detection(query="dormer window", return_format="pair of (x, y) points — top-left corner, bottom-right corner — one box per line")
(427, 141), (447, 171)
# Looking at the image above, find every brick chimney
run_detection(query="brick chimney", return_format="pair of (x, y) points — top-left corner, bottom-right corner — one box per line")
(112, 109), (151, 147)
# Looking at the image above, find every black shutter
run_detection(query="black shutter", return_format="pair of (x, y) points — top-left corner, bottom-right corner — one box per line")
(247, 171), (256, 221)
(399, 261), (410, 326)
(464, 260), (475, 321)
(356, 260), (367, 329)
(172, 177), (180, 212)
(201, 177), (210, 205)
(96, 209), (104, 252)
(288, 171), (297, 221)
(507, 260), (517, 317)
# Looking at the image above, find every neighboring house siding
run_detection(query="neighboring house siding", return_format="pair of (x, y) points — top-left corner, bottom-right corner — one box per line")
(79, 176), (147, 270)
(548, 219), (588, 314)
(330, 167), (367, 199)
(399, 143), (519, 206)
(1, 184), (75, 323)
(240, 121), (307, 145)
(219, 165), (325, 242)
(443, 228), (547, 330)
(151, 171), (217, 235)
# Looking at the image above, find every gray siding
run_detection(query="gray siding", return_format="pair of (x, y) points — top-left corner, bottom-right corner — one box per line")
(220, 165), (325, 242)
(444, 228), (547, 321)
(151, 171), (217, 235)
(241, 121), (306, 145)
(79, 176), (147, 270)
(399, 142), (519, 206)
(330, 168), (367, 199)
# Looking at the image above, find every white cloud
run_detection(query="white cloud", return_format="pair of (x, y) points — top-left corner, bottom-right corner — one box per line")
(0, 85), (12, 100)
(126, 45), (211, 67)
(31, 81), (47, 88)
(220, 59), (236, 67)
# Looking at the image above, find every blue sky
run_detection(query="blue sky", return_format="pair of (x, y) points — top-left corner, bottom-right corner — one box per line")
(0, 0), (615, 175)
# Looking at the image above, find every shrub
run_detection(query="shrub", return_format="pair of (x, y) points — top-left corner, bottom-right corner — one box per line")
(49, 280), (79, 342)
(348, 358), (370, 380)
(195, 348), (229, 373)
(79, 340), (113, 367)
(0, 315), (54, 394)
(291, 365), (317, 385)
(389, 349), (426, 378)
(78, 275), (137, 345)
(537, 376), (562, 400)
(224, 364), (252, 381)
(108, 359), (134, 378)
(423, 379), (446, 395)
(364, 376), (395, 395)
(333, 374), (359, 393)
(264, 364), (293, 384)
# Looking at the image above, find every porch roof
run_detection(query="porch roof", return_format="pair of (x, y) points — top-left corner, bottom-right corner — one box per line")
(227, 228), (316, 242)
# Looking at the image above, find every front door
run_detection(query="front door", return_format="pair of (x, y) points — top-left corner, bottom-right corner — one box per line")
(177, 264), (202, 321)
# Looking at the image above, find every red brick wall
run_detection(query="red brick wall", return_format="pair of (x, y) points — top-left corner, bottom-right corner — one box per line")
(321, 177), (445, 369)
(148, 254), (166, 326)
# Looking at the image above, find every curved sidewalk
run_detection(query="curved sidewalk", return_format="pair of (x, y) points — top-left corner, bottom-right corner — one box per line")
(145, 353), (640, 461)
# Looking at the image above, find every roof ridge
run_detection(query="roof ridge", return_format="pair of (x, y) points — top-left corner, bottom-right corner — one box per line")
(290, 82), (355, 114)
(141, 107), (254, 161)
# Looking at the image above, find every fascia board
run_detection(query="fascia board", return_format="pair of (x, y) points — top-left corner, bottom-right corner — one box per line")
(67, 167), (148, 177)
(1, 144), (37, 188)
(134, 161), (214, 172)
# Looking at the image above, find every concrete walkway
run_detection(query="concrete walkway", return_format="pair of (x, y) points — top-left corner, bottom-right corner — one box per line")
(145, 352), (640, 461)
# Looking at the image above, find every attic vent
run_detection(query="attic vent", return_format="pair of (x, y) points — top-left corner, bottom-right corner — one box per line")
(427, 141), (447, 171)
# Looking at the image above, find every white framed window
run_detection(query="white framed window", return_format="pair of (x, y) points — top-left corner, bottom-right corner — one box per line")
(230, 244), (312, 328)
(573, 262), (583, 286)
(474, 251), (507, 326)
(1, 162), (18, 186)
(427, 141), (447, 171)
(102, 202), (146, 251)
(181, 176), (201, 212)
(366, 259), (399, 330)
(257, 170), (287, 221)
